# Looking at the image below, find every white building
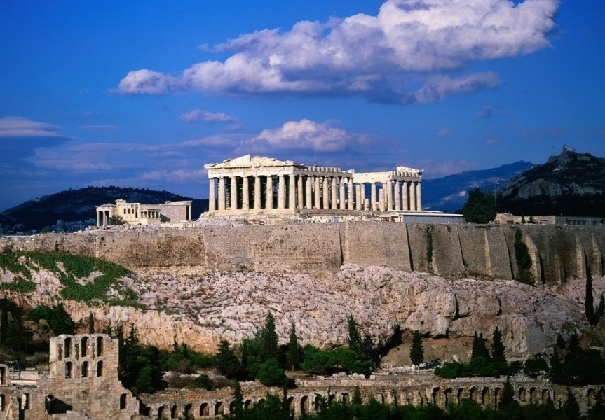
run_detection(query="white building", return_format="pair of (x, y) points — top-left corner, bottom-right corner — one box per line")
(204, 155), (423, 218)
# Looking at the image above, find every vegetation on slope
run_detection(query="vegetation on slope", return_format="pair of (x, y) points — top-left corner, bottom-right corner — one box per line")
(0, 250), (139, 306)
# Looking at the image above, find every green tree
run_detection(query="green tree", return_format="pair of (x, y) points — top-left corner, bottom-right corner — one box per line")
(262, 312), (279, 362)
(491, 327), (506, 363)
(585, 256), (599, 326)
(227, 381), (244, 420)
(562, 389), (580, 420)
(462, 188), (496, 223)
(88, 312), (95, 334)
(523, 355), (549, 378)
(514, 228), (533, 285)
(410, 331), (424, 365)
(556, 333), (566, 349)
(549, 351), (563, 383)
(108, 215), (125, 225)
(286, 323), (302, 371)
(498, 377), (520, 412)
(347, 316), (363, 356)
(48, 303), (75, 335)
(471, 332), (490, 361)
(352, 386), (363, 405)
(217, 339), (243, 380)
(256, 358), (287, 387)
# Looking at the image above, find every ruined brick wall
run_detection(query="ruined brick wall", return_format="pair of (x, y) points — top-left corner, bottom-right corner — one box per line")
(1, 224), (604, 283)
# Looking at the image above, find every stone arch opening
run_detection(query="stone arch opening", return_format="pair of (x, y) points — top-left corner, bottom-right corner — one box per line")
(96, 361), (103, 377)
(64, 361), (72, 379)
(444, 388), (453, 407)
(184, 404), (191, 417)
(0, 394), (5, 411)
(81, 337), (88, 357)
(457, 388), (465, 404)
(432, 387), (440, 406)
(157, 406), (164, 419)
(96, 336), (103, 356)
(493, 388), (501, 409)
(542, 389), (550, 403)
(215, 401), (224, 415)
(64, 337), (72, 358)
(481, 387), (490, 407)
(518, 387), (526, 403)
(529, 387), (538, 404)
(469, 386), (477, 403)
(120, 393), (127, 410)
(200, 402), (209, 416)
(341, 393), (349, 404)
(170, 404), (177, 418)
(314, 395), (322, 411)
(81, 361), (88, 378)
(301, 396), (309, 414)
(244, 400), (252, 409)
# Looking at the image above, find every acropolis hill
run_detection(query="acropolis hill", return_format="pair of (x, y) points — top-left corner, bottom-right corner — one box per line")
(2, 221), (605, 359)
(1, 155), (605, 362)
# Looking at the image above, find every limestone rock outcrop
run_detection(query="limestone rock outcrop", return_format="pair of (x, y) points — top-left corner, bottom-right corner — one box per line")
(3, 262), (599, 359)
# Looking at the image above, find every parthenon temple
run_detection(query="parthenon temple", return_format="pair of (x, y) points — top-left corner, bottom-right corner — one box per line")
(204, 155), (422, 217)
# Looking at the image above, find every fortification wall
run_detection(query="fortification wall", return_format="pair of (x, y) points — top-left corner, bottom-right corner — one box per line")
(2, 224), (604, 283)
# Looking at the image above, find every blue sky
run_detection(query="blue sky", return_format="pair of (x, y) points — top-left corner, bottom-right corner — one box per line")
(1, 0), (604, 211)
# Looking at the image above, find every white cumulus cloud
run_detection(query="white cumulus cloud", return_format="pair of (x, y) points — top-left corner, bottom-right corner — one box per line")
(250, 119), (350, 152)
(117, 0), (558, 103)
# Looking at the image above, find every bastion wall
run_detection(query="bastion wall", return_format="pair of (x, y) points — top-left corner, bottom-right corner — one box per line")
(1, 223), (604, 282)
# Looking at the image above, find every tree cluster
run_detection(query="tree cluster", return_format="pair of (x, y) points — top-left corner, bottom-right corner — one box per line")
(549, 333), (605, 386)
(462, 188), (497, 224)
(435, 328), (509, 378)
(216, 314), (377, 387)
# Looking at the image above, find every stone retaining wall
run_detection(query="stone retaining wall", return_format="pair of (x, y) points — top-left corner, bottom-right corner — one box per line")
(1, 223), (604, 282)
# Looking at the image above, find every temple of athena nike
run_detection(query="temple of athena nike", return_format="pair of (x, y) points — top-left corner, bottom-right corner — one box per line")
(204, 155), (425, 219)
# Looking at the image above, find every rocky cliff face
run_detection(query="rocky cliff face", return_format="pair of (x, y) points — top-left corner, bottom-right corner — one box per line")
(2, 261), (602, 360)
(497, 149), (605, 216)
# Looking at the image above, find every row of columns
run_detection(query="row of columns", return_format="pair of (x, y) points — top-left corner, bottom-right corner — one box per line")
(208, 174), (421, 213)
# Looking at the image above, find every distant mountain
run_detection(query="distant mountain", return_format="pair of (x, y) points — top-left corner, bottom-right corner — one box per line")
(496, 149), (605, 217)
(422, 161), (534, 212)
(0, 186), (208, 233)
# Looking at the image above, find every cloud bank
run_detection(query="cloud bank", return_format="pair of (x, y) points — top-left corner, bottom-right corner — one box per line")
(0, 116), (62, 138)
(117, 0), (558, 103)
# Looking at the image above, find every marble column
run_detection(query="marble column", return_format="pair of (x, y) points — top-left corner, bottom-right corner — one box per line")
(218, 177), (225, 211)
(314, 176), (321, 209)
(402, 181), (408, 211)
(297, 175), (303, 209)
(289, 174), (296, 210)
(242, 176), (249, 210)
(370, 183), (377, 211)
(410, 181), (416, 211)
(209, 178), (216, 212)
(278, 174), (285, 210)
(306, 176), (313, 209)
(254, 176), (261, 210)
(266, 176), (273, 210)
(230, 176), (238, 210)
(331, 177), (338, 210)
(339, 177), (346, 210)
(347, 178), (354, 210)
(384, 181), (390, 211)
(319, 177), (326, 209)
(395, 180), (401, 211)
(416, 182), (422, 211)
(359, 183), (366, 210)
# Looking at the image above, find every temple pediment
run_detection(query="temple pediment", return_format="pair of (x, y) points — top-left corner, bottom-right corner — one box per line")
(205, 154), (304, 170)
